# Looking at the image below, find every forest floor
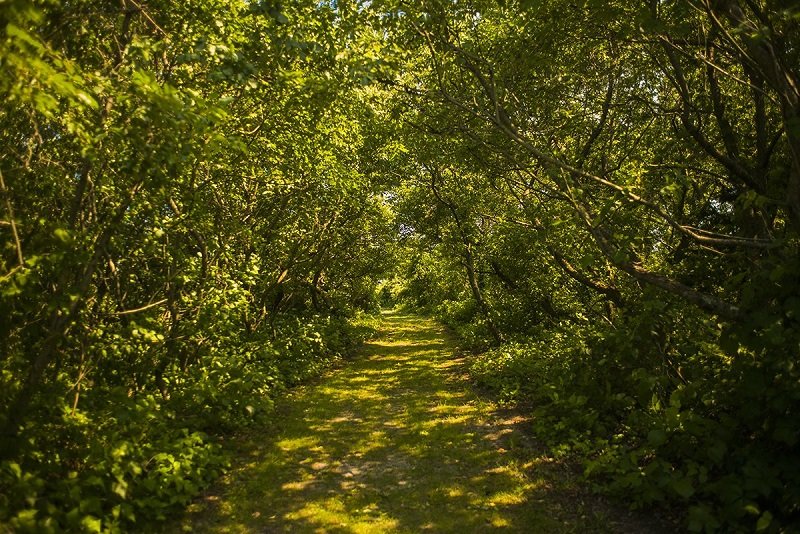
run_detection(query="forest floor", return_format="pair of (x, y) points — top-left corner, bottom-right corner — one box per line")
(174, 311), (673, 533)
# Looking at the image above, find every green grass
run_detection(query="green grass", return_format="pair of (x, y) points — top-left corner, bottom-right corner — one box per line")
(174, 311), (666, 533)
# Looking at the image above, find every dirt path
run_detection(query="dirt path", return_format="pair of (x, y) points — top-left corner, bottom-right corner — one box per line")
(177, 312), (665, 533)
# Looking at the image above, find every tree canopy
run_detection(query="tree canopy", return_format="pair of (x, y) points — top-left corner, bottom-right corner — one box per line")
(1, 0), (799, 531)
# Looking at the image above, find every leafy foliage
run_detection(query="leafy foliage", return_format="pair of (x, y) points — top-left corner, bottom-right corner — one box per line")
(0, 0), (390, 529)
(387, 0), (800, 531)
(3, 0), (800, 531)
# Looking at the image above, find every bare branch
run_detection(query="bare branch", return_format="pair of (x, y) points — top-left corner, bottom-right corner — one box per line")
(0, 170), (24, 267)
(113, 298), (168, 316)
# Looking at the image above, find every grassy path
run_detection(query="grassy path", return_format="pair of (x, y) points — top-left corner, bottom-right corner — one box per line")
(178, 311), (662, 533)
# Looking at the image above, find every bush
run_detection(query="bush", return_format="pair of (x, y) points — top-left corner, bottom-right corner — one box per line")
(467, 304), (800, 532)
(0, 312), (378, 532)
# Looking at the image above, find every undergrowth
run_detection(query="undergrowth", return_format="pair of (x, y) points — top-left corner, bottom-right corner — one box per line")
(0, 313), (377, 533)
(455, 304), (800, 533)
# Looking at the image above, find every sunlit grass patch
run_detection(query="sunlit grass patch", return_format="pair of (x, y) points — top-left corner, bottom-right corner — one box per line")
(280, 479), (316, 491)
(444, 485), (466, 498)
(276, 435), (319, 451)
(489, 515), (512, 527)
(417, 414), (474, 430)
(285, 498), (400, 533)
(369, 339), (416, 348)
(487, 488), (531, 506)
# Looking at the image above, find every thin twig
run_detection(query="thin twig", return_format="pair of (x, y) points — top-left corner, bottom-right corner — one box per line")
(0, 170), (24, 266)
(113, 298), (168, 316)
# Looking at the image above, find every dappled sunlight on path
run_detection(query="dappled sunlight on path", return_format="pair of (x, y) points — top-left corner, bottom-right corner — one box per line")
(178, 312), (653, 533)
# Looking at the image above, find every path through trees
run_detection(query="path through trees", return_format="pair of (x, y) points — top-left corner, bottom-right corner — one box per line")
(177, 311), (669, 533)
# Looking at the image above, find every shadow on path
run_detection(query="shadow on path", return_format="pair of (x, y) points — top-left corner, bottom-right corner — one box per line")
(177, 311), (667, 533)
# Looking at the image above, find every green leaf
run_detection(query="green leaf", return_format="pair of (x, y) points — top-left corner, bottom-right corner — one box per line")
(76, 91), (98, 109)
(7, 462), (22, 479)
(81, 515), (102, 532)
(53, 228), (71, 243)
(112, 480), (128, 499)
(756, 511), (773, 531)
(688, 505), (720, 532)
(6, 24), (43, 51)
(671, 477), (695, 499)
(647, 429), (667, 447)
